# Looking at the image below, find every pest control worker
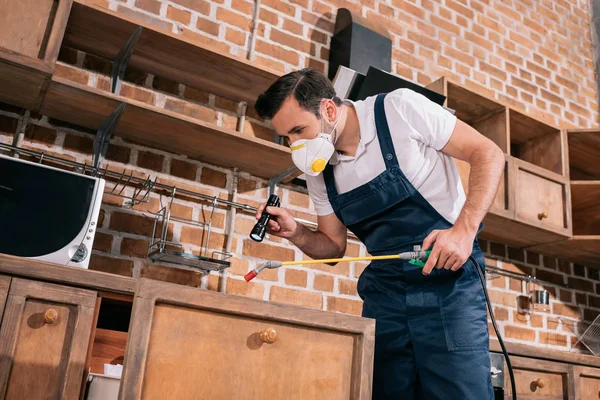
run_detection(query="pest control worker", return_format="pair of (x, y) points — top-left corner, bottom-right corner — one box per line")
(254, 68), (504, 399)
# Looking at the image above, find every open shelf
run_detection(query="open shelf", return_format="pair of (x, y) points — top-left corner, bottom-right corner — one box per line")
(568, 129), (600, 180)
(509, 109), (564, 175)
(63, 1), (280, 105)
(39, 76), (293, 179)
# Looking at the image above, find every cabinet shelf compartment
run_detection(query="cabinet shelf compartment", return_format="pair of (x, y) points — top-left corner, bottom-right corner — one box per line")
(567, 129), (600, 180)
(509, 109), (564, 176)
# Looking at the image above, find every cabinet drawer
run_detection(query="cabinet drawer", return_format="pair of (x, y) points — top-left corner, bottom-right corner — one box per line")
(505, 356), (570, 399)
(573, 366), (600, 400)
(0, 278), (96, 399)
(120, 279), (375, 400)
(513, 158), (570, 234)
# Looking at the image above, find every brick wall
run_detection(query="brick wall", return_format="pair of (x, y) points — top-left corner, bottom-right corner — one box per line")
(1, 0), (599, 353)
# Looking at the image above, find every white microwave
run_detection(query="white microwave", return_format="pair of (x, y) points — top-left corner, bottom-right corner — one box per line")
(0, 154), (105, 268)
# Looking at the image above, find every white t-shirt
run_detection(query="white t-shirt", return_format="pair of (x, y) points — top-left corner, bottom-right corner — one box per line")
(306, 88), (466, 224)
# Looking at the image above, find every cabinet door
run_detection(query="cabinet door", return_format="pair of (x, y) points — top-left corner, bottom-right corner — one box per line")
(0, 278), (97, 400)
(505, 356), (571, 400)
(573, 366), (600, 400)
(120, 279), (375, 400)
(0, 276), (11, 324)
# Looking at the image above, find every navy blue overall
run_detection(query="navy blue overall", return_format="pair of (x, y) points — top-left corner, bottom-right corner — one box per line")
(323, 94), (493, 399)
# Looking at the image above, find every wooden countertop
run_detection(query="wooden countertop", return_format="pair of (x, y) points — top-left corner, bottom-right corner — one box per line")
(1, 253), (599, 368)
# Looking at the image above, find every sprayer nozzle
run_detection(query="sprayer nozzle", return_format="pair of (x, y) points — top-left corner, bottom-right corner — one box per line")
(244, 270), (257, 282)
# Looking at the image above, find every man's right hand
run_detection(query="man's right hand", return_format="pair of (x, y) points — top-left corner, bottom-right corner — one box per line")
(255, 203), (299, 240)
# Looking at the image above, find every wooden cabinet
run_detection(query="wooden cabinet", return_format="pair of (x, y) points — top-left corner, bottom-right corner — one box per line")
(427, 77), (572, 248)
(0, 276), (11, 323)
(119, 278), (375, 400)
(573, 366), (600, 400)
(505, 356), (572, 399)
(0, 278), (96, 399)
(0, 0), (73, 109)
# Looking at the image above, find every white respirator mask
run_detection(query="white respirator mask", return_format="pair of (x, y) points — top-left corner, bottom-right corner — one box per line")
(290, 101), (344, 176)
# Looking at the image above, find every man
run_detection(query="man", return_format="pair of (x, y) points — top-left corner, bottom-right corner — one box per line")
(253, 68), (504, 399)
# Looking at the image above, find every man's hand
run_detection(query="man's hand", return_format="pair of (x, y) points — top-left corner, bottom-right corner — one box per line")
(420, 226), (476, 275)
(255, 204), (299, 240)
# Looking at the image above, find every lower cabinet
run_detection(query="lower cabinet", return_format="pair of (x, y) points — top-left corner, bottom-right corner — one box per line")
(573, 366), (600, 400)
(0, 278), (96, 399)
(506, 356), (572, 399)
(119, 278), (375, 400)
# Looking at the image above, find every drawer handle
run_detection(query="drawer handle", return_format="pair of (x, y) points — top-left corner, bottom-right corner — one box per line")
(259, 328), (277, 344)
(538, 212), (548, 220)
(43, 309), (58, 325)
(534, 378), (545, 389)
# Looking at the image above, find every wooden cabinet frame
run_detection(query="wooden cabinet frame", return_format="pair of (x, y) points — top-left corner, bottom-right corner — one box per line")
(120, 278), (375, 399)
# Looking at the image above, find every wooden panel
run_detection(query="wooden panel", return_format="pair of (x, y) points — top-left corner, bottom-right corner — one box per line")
(490, 340), (600, 369)
(516, 168), (565, 231)
(573, 366), (600, 400)
(120, 279), (375, 400)
(63, 1), (280, 104)
(505, 356), (570, 399)
(142, 304), (355, 399)
(571, 181), (600, 235)
(472, 108), (509, 153)
(90, 328), (128, 374)
(447, 81), (505, 123)
(529, 236), (600, 269)
(0, 278), (96, 399)
(425, 77), (447, 102)
(0, 61), (49, 110)
(0, 0), (56, 58)
(0, 253), (136, 295)
(0, 275), (11, 324)
(40, 77), (294, 179)
(454, 156), (508, 213)
(518, 131), (563, 175)
(510, 109), (559, 144)
(568, 129), (600, 180)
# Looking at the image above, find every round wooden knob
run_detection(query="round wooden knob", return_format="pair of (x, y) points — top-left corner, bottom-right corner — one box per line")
(258, 328), (277, 344)
(534, 378), (545, 389)
(538, 212), (548, 220)
(43, 309), (58, 324)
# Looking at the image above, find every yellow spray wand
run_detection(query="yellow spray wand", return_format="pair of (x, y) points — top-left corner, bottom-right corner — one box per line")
(244, 250), (431, 282)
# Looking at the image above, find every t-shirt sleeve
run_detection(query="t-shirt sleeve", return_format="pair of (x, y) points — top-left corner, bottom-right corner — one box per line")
(305, 173), (334, 216)
(386, 88), (457, 150)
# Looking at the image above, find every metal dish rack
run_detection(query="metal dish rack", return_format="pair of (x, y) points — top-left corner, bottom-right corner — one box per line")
(147, 187), (232, 272)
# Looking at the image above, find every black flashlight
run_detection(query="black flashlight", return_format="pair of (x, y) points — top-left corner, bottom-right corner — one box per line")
(250, 194), (280, 242)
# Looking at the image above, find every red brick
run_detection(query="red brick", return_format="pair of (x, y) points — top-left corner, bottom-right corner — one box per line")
(285, 269), (308, 287)
(0, 115), (17, 137)
(243, 239), (295, 261)
(63, 133), (93, 153)
(89, 254), (133, 276)
(24, 125), (57, 145)
(541, 89), (566, 107)
(167, 5), (191, 24)
(243, 120), (276, 141)
(314, 274), (334, 292)
(391, 0), (425, 19)
(254, 55), (285, 73)
(231, 0), (253, 14)
(237, 177), (257, 195)
(201, 167), (227, 188)
(504, 325), (535, 342)
(120, 84), (156, 105)
(196, 16), (220, 36)
(493, 307), (509, 321)
(184, 87), (210, 104)
(309, 29), (327, 45)
(263, 0), (296, 16)
(92, 232), (113, 252)
(552, 303), (581, 319)
(227, 257), (250, 276)
(136, 0), (161, 14)
(479, 61), (507, 80)
(152, 76), (179, 95)
(170, 158), (197, 181)
(287, 190), (309, 208)
(255, 40), (300, 66)
(171, 0), (210, 14)
(164, 98), (216, 122)
(217, 7), (251, 30)
(338, 278), (358, 296)
(106, 144), (131, 164)
(137, 150), (164, 172)
(121, 237), (149, 257)
(98, 209), (106, 227)
(110, 211), (172, 238)
(226, 277), (265, 299)
(431, 14), (460, 35)
(141, 264), (201, 286)
(393, 49), (425, 70)
(283, 18), (303, 36)
(270, 28), (312, 53)
(270, 286), (322, 308)
(327, 297), (362, 315)
(540, 332), (567, 347)
(58, 46), (79, 65)
(54, 63), (89, 85)
(225, 27), (247, 45)
(569, 277), (594, 292)
(301, 11), (334, 32)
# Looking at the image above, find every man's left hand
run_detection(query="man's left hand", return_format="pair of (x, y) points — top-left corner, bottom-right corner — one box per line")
(420, 226), (476, 275)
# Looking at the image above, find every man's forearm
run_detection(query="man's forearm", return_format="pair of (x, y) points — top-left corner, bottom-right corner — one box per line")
(290, 223), (345, 260)
(454, 146), (505, 235)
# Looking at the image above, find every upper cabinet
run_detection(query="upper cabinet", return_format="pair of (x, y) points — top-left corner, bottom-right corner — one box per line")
(0, 0), (73, 110)
(427, 77), (572, 248)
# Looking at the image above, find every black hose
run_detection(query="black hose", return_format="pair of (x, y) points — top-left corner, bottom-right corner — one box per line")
(470, 255), (517, 400)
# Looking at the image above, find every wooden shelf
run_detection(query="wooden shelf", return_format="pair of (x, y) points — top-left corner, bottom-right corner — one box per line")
(63, 1), (280, 105)
(568, 129), (600, 180)
(40, 76), (293, 179)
